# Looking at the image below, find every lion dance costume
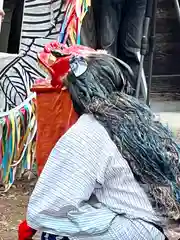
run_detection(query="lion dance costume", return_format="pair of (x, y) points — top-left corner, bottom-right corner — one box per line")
(17, 39), (180, 239)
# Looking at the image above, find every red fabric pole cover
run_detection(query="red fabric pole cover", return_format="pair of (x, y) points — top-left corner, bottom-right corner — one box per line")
(31, 84), (78, 176)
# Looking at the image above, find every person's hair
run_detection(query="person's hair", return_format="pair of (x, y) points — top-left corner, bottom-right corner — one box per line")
(67, 53), (133, 114)
(66, 52), (180, 221)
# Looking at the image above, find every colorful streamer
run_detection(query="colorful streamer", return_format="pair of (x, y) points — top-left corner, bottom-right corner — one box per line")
(59, 0), (91, 44)
(0, 94), (36, 192)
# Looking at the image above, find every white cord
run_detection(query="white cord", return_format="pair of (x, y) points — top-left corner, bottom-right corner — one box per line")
(0, 93), (36, 118)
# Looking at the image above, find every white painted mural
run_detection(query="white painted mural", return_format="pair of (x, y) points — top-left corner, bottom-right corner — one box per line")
(0, 0), (65, 111)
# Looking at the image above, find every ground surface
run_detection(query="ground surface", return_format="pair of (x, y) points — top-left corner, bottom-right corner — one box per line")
(0, 176), (39, 240)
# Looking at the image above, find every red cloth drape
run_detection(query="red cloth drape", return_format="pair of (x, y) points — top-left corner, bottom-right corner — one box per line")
(31, 84), (78, 176)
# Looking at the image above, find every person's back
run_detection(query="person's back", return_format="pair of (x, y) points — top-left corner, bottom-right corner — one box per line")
(71, 114), (157, 221)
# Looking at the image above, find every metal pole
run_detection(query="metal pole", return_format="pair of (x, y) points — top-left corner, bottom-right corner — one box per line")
(0, 0), (4, 32)
(136, 56), (145, 99)
(146, 0), (158, 106)
(136, 0), (153, 99)
(174, 0), (180, 24)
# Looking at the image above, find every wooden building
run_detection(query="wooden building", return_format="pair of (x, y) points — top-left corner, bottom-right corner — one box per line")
(145, 0), (180, 99)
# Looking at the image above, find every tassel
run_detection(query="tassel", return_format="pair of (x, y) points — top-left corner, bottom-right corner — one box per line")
(59, 0), (91, 44)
